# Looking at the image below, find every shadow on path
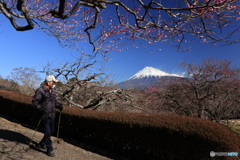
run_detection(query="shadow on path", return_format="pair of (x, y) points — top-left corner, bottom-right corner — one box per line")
(0, 129), (30, 145)
(0, 129), (46, 155)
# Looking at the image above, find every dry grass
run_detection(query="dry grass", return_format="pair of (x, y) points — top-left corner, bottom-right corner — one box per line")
(221, 119), (240, 136)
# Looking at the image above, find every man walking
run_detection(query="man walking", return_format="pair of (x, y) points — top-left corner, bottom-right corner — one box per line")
(32, 75), (63, 157)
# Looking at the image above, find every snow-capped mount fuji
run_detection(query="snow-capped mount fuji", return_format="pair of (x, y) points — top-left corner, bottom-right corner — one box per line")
(117, 66), (183, 89)
(128, 66), (181, 80)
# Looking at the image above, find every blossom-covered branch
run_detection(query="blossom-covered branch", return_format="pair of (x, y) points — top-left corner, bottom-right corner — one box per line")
(0, 0), (239, 55)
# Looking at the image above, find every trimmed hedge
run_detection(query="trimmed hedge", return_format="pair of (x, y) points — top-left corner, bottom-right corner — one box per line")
(0, 90), (240, 160)
(0, 91), (40, 126)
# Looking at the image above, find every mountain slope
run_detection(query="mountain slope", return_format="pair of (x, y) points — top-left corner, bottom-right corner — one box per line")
(117, 66), (183, 89)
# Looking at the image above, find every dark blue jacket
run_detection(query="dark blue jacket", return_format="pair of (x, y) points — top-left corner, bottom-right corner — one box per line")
(32, 85), (60, 119)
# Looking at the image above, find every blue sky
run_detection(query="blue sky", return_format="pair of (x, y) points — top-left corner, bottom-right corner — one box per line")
(0, 17), (240, 83)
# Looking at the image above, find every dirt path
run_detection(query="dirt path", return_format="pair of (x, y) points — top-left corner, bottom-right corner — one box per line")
(0, 117), (113, 160)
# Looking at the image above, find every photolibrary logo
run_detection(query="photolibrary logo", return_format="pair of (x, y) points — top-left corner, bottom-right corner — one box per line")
(210, 151), (239, 157)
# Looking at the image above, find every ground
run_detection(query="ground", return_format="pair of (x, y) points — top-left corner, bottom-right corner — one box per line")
(0, 116), (115, 160)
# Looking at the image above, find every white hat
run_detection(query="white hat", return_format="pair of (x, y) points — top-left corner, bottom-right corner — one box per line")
(45, 75), (59, 82)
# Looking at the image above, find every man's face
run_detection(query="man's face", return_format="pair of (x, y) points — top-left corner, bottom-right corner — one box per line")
(47, 81), (55, 88)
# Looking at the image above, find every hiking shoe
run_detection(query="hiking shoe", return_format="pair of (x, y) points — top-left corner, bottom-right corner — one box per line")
(47, 150), (55, 157)
(35, 143), (47, 150)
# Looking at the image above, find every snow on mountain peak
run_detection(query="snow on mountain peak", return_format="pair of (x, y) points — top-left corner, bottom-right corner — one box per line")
(128, 66), (182, 80)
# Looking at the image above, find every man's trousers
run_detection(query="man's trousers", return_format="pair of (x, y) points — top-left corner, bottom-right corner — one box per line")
(40, 117), (54, 151)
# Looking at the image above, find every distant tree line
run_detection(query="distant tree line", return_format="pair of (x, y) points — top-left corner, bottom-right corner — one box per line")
(0, 67), (41, 96)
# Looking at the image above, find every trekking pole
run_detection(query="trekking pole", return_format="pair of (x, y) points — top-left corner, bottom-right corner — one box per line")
(56, 111), (62, 144)
(29, 117), (42, 146)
